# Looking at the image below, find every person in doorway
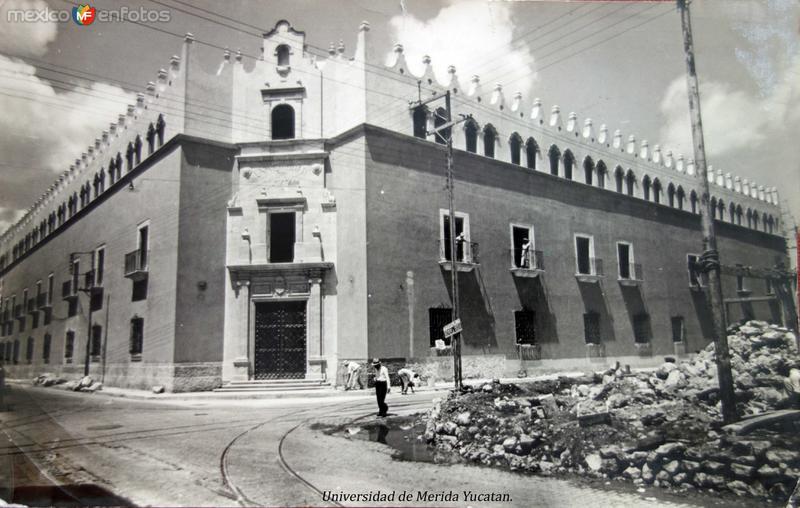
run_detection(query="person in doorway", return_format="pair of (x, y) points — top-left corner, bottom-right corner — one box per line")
(344, 361), (362, 390)
(520, 237), (531, 268)
(372, 358), (390, 417)
(397, 367), (420, 395)
(455, 232), (466, 262)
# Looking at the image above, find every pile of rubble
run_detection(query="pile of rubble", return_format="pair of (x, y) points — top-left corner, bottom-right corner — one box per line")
(33, 373), (103, 393)
(423, 321), (800, 501)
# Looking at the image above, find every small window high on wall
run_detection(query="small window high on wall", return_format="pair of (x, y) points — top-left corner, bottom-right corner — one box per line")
(269, 212), (296, 263)
(276, 44), (290, 66)
(271, 104), (295, 140)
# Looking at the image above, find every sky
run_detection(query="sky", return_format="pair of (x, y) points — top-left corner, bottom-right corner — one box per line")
(0, 0), (798, 246)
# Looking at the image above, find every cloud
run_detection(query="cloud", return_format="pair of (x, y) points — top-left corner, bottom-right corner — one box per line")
(658, 77), (767, 157)
(0, 0), (58, 57)
(0, 207), (26, 236)
(659, 52), (800, 160)
(386, 0), (536, 96)
(0, 55), (135, 231)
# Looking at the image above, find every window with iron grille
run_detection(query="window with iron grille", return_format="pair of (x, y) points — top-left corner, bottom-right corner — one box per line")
(68, 300), (78, 317)
(583, 312), (601, 344)
(0, 342), (4, 362)
(671, 316), (685, 343)
(13, 339), (19, 364)
(43, 334), (51, 364)
(5, 342), (11, 362)
(130, 317), (144, 357)
(633, 313), (651, 343)
(31, 312), (39, 329)
(514, 310), (536, 345)
(64, 331), (74, 362)
(90, 291), (103, 312)
(428, 308), (453, 347)
(91, 325), (102, 359)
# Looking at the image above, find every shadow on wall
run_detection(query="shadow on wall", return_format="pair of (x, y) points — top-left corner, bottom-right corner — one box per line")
(620, 285), (651, 340)
(440, 270), (498, 350)
(512, 276), (558, 344)
(577, 281), (616, 343)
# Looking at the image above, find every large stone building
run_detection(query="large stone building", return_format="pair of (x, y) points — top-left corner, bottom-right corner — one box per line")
(0, 21), (794, 391)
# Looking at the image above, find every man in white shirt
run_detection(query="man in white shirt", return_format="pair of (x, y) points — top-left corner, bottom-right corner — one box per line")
(344, 361), (362, 390)
(397, 367), (419, 394)
(372, 358), (390, 417)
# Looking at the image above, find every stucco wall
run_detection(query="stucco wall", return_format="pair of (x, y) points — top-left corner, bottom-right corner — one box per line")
(362, 126), (789, 362)
(173, 140), (236, 365)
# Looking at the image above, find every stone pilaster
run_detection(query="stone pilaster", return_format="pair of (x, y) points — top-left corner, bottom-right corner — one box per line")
(232, 280), (250, 381)
(307, 277), (325, 380)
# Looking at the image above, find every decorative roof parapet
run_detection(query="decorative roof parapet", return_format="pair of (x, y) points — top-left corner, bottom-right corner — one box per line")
(530, 98), (542, 122)
(566, 112), (577, 133)
(490, 83), (504, 110)
(511, 92), (522, 113)
(390, 44), (406, 73)
(652, 144), (662, 165)
(446, 65), (458, 90)
(468, 75), (481, 98)
(582, 119), (593, 139)
(597, 124), (608, 144)
(665, 151), (674, 169)
(626, 135), (636, 155)
(639, 140), (649, 160)
(612, 129), (622, 149)
(549, 105), (561, 130)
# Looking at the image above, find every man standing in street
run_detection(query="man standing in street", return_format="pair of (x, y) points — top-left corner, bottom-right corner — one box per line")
(372, 358), (390, 417)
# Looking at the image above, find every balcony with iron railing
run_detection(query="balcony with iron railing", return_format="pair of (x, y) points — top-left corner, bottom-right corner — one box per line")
(575, 257), (603, 283)
(124, 250), (149, 281)
(36, 293), (49, 309)
(13, 304), (22, 318)
(437, 239), (479, 272)
(510, 249), (545, 278)
(618, 262), (643, 286)
(62, 280), (78, 300)
(84, 269), (104, 294)
(26, 298), (36, 314)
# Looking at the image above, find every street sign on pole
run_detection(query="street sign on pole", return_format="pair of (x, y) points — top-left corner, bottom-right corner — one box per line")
(443, 318), (462, 338)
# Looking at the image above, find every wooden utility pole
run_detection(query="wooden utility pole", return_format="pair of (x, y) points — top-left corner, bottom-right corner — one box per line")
(677, 0), (737, 423)
(443, 91), (464, 390)
(409, 90), (469, 390)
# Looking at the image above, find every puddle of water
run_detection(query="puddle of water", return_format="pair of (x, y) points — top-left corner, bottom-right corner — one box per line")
(326, 417), (461, 465)
(85, 424), (123, 431)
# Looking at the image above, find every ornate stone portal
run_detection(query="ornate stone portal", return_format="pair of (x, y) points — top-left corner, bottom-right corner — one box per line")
(228, 264), (331, 381)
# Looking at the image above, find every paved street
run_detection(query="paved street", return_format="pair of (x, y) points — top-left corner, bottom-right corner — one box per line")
(0, 385), (767, 507)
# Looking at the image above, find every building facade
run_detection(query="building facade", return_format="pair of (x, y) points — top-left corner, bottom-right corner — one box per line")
(0, 21), (794, 390)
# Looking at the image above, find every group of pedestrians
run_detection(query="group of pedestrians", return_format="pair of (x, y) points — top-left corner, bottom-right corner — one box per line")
(342, 359), (421, 417)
